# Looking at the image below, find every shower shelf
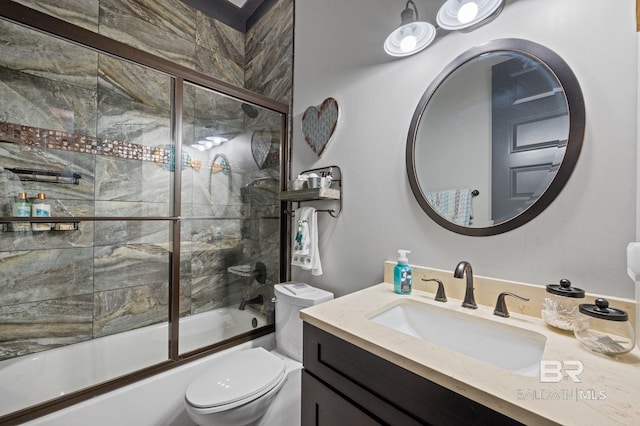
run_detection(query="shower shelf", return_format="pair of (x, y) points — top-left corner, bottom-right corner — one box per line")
(4, 167), (81, 185)
(280, 165), (342, 218)
(2, 167), (82, 231)
(0, 220), (79, 232)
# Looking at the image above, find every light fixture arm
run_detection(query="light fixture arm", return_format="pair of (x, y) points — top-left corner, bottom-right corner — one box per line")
(401, 1), (419, 24)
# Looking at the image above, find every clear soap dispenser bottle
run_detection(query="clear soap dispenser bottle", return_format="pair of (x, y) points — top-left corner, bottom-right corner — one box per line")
(394, 249), (412, 294)
(12, 192), (31, 231)
(32, 193), (51, 231)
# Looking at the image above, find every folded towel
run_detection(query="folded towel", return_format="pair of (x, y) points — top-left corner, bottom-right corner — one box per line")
(425, 189), (473, 226)
(292, 206), (322, 276)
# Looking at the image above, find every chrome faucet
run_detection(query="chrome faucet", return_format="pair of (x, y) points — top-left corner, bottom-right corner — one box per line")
(453, 261), (477, 309)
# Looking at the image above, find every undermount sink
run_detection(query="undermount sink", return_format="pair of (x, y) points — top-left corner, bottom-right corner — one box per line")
(369, 301), (546, 377)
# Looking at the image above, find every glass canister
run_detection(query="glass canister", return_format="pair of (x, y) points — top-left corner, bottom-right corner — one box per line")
(574, 298), (636, 355)
(541, 279), (585, 330)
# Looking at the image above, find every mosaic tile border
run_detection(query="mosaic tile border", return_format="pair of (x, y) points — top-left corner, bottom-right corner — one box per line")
(0, 121), (201, 170)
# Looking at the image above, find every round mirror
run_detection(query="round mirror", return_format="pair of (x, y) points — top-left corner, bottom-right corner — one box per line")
(407, 39), (585, 236)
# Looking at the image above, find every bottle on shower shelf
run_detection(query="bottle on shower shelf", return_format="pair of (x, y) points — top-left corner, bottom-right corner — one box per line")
(12, 192), (31, 231)
(31, 193), (51, 231)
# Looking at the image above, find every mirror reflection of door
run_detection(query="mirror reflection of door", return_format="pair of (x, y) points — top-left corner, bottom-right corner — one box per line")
(491, 58), (569, 223)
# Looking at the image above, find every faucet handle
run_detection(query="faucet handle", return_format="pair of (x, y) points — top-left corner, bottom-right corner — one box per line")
(493, 292), (530, 318)
(421, 278), (447, 302)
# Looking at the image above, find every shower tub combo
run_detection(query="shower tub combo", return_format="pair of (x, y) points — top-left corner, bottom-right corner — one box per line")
(0, 306), (300, 425)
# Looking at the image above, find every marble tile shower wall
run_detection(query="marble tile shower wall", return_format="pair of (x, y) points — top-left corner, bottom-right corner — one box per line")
(10, 0), (294, 103)
(245, 0), (294, 104)
(13, 0), (241, 86)
(0, 0), (293, 360)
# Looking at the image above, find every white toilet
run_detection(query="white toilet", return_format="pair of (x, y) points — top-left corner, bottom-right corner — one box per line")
(184, 283), (333, 425)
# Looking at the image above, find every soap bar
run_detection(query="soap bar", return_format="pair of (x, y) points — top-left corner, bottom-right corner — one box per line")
(54, 223), (76, 231)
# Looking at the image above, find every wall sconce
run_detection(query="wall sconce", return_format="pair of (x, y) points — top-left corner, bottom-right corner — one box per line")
(383, 0), (436, 57)
(384, 0), (506, 58)
(437, 0), (505, 31)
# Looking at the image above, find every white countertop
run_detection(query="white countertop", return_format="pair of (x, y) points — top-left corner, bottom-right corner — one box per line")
(300, 283), (640, 425)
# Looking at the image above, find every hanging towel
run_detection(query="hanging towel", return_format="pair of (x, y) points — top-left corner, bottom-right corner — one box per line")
(425, 189), (473, 226)
(292, 206), (322, 276)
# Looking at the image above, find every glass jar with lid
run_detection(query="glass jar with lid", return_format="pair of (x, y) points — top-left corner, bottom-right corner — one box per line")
(541, 278), (585, 330)
(574, 298), (636, 355)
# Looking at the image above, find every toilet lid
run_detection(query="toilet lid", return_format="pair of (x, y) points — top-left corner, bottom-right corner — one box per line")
(185, 348), (286, 409)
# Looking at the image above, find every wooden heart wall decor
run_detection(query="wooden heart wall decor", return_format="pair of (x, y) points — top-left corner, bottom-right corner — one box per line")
(301, 97), (339, 156)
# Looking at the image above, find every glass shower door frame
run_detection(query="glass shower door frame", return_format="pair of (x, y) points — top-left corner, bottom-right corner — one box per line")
(0, 2), (290, 423)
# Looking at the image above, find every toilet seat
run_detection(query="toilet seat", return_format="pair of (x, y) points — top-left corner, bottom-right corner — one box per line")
(185, 348), (286, 413)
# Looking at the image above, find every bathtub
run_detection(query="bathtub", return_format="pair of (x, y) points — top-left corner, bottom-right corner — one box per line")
(0, 305), (300, 425)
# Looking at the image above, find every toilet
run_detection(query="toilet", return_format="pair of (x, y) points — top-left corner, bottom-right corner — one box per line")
(184, 282), (333, 425)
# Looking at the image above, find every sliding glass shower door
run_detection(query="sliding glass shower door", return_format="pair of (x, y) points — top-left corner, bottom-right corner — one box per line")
(0, 14), (287, 419)
(0, 18), (175, 416)
(178, 82), (283, 354)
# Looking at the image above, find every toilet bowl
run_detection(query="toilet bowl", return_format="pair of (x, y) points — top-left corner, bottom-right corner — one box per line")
(184, 283), (333, 426)
(184, 348), (287, 426)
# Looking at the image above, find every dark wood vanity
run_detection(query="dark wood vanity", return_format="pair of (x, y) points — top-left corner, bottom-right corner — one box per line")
(301, 323), (522, 425)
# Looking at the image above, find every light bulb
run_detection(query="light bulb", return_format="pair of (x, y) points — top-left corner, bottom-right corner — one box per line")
(205, 136), (228, 145)
(400, 35), (417, 53)
(457, 1), (479, 24)
(190, 144), (205, 151)
(197, 140), (214, 148)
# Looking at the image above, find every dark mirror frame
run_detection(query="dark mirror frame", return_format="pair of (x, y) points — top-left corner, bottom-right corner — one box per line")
(406, 38), (585, 236)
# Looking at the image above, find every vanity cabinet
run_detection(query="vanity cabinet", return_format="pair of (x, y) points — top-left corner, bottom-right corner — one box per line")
(302, 323), (522, 426)
(302, 371), (382, 425)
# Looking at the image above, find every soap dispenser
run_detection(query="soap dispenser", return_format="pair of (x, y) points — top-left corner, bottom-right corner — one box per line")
(394, 249), (412, 295)
(12, 192), (31, 231)
(32, 193), (51, 231)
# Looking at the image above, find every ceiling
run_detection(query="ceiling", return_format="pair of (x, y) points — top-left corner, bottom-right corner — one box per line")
(181, 0), (277, 33)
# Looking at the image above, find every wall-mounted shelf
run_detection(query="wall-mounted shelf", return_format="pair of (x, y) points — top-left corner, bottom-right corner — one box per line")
(2, 167), (82, 232)
(280, 187), (340, 202)
(1, 220), (79, 232)
(280, 165), (342, 217)
(4, 167), (81, 185)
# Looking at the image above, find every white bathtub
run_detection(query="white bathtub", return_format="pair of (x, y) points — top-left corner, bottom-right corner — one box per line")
(0, 305), (301, 425)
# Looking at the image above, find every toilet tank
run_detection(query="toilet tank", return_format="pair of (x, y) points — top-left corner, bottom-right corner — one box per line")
(274, 283), (334, 362)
